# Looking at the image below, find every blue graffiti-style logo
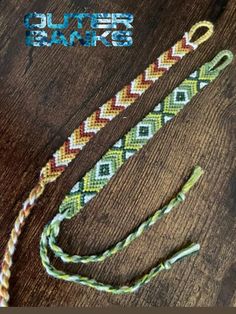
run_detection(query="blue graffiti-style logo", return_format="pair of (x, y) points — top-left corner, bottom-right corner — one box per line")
(24, 13), (133, 47)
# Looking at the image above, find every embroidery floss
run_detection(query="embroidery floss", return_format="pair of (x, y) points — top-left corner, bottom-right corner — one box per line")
(0, 21), (213, 307)
(40, 21), (213, 185)
(39, 51), (233, 294)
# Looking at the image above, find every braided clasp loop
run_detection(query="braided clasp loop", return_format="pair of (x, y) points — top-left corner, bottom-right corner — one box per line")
(206, 50), (234, 74)
(189, 21), (214, 45)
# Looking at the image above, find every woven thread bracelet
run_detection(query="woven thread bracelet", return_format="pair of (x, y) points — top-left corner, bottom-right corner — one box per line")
(39, 51), (233, 294)
(0, 21), (214, 307)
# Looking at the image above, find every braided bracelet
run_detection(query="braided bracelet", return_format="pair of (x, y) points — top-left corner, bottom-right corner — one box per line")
(0, 21), (214, 307)
(40, 51), (233, 294)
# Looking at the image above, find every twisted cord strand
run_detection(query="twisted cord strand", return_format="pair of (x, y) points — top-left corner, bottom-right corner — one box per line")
(0, 181), (45, 307)
(40, 167), (203, 293)
(40, 242), (200, 294)
(46, 167), (203, 264)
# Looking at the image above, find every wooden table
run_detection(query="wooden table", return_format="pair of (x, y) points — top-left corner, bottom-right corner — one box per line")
(0, 0), (235, 307)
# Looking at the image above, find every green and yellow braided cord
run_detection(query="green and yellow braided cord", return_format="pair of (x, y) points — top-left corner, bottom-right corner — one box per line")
(40, 166), (202, 293)
(44, 167), (203, 265)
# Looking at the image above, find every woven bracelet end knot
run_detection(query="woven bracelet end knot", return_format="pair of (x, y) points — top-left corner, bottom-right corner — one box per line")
(163, 243), (200, 271)
(176, 192), (186, 202)
(59, 206), (76, 219)
(163, 261), (172, 270)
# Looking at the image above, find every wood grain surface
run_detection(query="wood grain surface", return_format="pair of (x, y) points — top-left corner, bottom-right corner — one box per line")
(0, 0), (235, 307)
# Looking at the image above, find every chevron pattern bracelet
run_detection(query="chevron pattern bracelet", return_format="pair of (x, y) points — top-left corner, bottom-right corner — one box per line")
(40, 51), (233, 294)
(0, 21), (214, 307)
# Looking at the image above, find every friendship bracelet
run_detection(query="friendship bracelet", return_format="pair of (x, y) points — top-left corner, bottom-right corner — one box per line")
(40, 21), (213, 185)
(0, 21), (214, 307)
(40, 51), (233, 294)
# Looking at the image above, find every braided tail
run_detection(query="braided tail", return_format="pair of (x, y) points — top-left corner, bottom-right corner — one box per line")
(0, 181), (45, 307)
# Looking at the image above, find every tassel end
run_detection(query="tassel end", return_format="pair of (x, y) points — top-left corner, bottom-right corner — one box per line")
(163, 243), (200, 270)
(181, 166), (204, 194)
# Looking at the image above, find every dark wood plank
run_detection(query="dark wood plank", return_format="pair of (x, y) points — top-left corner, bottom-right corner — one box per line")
(0, 0), (235, 307)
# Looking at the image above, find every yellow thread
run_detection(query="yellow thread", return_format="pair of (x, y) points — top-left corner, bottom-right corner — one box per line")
(189, 21), (214, 45)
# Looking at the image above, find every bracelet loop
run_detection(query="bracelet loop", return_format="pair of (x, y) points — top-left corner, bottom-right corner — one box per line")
(189, 21), (214, 45)
(207, 50), (234, 73)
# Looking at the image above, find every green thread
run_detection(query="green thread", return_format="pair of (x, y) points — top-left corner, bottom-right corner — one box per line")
(163, 243), (200, 270)
(181, 166), (204, 194)
(40, 166), (202, 293)
(42, 166), (202, 265)
(207, 50), (234, 74)
(40, 51), (233, 294)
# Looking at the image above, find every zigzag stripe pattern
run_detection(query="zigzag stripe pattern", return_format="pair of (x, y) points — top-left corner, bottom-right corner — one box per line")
(57, 64), (218, 217)
(40, 59), (223, 294)
(40, 33), (197, 184)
